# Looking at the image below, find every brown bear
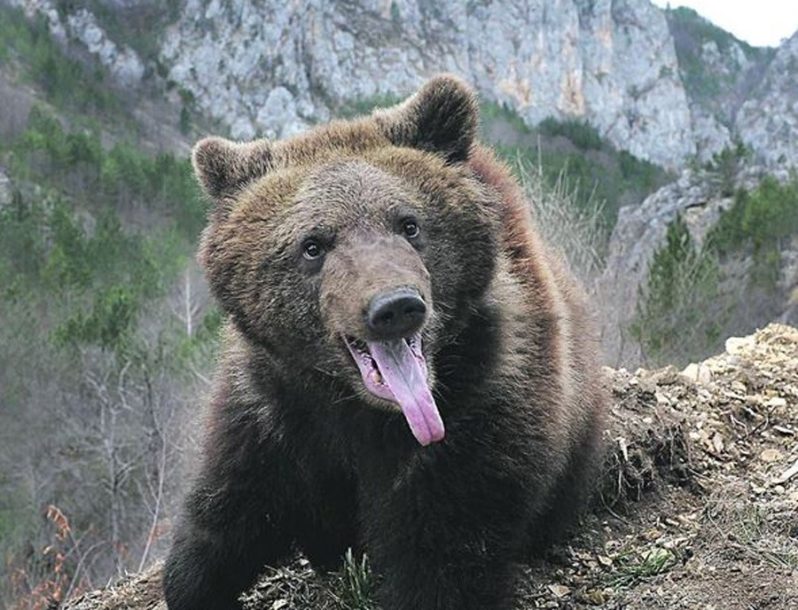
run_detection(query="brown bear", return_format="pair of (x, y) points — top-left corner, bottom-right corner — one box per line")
(163, 75), (606, 610)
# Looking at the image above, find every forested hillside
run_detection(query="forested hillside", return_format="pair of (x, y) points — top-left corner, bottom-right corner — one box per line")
(0, 8), (215, 605)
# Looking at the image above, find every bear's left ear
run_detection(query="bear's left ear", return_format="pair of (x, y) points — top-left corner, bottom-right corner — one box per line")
(192, 136), (274, 201)
(375, 74), (479, 163)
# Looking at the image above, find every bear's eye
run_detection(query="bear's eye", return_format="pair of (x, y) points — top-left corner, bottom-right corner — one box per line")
(302, 239), (324, 261)
(402, 218), (420, 239)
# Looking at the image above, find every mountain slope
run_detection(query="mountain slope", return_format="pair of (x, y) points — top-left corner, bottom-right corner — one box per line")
(7, 0), (798, 170)
(737, 31), (798, 168)
(666, 6), (774, 124)
(6, 0), (696, 167)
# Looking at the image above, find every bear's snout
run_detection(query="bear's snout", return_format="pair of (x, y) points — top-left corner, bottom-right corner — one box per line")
(366, 288), (427, 340)
(319, 233), (432, 342)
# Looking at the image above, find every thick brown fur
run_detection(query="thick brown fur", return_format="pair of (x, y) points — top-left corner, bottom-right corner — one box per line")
(163, 75), (606, 610)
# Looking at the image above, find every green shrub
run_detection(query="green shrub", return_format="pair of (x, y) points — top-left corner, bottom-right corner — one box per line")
(480, 100), (532, 134)
(336, 549), (376, 610)
(619, 151), (663, 193)
(631, 215), (724, 365)
(0, 191), (174, 351)
(708, 175), (798, 289)
(54, 284), (138, 351)
(0, 110), (209, 356)
(703, 140), (751, 196)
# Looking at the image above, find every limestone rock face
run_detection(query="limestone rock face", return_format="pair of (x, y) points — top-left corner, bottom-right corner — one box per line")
(159, 0), (695, 167)
(688, 107), (731, 162)
(7, 0), (798, 170)
(737, 32), (798, 169)
(66, 8), (145, 86)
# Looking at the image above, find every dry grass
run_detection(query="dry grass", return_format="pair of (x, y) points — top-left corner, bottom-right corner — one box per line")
(516, 156), (608, 288)
(704, 482), (798, 571)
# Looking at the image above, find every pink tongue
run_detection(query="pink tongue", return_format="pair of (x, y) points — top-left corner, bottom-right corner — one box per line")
(367, 340), (444, 446)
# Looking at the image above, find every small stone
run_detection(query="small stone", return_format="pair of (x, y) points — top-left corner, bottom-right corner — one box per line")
(681, 363), (712, 384)
(642, 528), (662, 541)
(726, 336), (755, 354)
(712, 432), (725, 454)
(271, 600), (288, 610)
(548, 584), (571, 598)
(583, 589), (606, 605)
(765, 397), (787, 409)
(760, 448), (783, 463)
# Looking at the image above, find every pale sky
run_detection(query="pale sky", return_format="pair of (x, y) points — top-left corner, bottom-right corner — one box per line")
(651, 0), (798, 47)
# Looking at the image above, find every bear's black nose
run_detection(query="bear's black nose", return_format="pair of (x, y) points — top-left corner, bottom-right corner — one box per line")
(366, 288), (427, 340)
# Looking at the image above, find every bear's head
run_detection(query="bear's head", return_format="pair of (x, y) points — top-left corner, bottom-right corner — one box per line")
(195, 76), (499, 445)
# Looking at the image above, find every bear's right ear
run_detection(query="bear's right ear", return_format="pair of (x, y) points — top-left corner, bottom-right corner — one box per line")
(192, 137), (274, 201)
(375, 74), (479, 163)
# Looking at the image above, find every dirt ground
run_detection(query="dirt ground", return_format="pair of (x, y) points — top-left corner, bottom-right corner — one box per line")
(63, 324), (798, 610)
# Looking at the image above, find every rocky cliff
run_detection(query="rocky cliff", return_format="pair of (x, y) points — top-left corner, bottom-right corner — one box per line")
(5, 0), (797, 170)
(159, 0), (697, 168)
(737, 31), (798, 168)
